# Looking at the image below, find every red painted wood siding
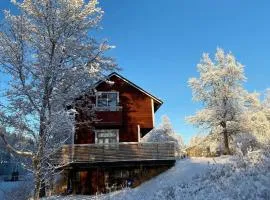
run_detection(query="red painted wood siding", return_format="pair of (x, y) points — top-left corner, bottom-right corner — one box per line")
(95, 110), (123, 126)
(75, 75), (156, 144)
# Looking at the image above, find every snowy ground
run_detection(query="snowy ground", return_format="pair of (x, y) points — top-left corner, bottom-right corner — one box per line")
(45, 151), (270, 200)
(45, 157), (229, 200)
(0, 181), (26, 199)
(0, 175), (33, 200)
(3, 153), (268, 200)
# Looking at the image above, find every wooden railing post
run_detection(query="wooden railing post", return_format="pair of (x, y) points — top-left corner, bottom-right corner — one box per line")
(102, 145), (105, 162)
(138, 143), (141, 160)
(71, 145), (74, 163)
(156, 143), (159, 159)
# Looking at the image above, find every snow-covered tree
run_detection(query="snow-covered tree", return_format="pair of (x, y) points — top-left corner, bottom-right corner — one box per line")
(188, 134), (206, 147)
(142, 115), (185, 154)
(262, 89), (270, 122)
(0, 0), (116, 199)
(241, 90), (270, 145)
(187, 48), (251, 155)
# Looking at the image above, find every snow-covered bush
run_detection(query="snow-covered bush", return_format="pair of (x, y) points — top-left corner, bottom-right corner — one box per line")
(243, 110), (270, 144)
(141, 116), (184, 156)
(231, 132), (261, 156)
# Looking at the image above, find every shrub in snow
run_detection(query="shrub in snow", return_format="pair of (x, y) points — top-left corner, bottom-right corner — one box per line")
(141, 116), (184, 156)
(231, 132), (261, 156)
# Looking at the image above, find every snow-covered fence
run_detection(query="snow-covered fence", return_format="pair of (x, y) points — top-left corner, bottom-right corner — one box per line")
(51, 142), (175, 166)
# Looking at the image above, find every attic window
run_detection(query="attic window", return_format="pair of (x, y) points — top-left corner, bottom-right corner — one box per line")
(96, 92), (119, 110)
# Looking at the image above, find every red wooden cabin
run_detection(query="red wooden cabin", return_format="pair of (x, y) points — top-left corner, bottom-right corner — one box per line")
(53, 72), (175, 195)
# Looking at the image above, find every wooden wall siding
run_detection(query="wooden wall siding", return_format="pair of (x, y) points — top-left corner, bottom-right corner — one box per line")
(95, 75), (154, 143)
(75, 126), (94, 144)
(52, 142), (175, 166)
(90, 169), (105, 194)
(95, 110), (123, 127)
(75, 75), (158, 144)
(80, 171), (91, 194)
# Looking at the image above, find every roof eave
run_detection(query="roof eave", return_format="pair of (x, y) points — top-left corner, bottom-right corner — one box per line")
(95, 72), (164, 108)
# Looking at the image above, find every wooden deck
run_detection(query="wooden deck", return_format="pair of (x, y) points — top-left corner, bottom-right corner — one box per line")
(52, 142), (175, 167)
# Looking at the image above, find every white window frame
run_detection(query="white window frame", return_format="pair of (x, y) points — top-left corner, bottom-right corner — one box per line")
(96, 91), (119, 111)
(95, 129), (119, 144)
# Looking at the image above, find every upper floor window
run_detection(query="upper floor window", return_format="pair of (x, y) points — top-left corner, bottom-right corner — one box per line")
(96, 92), (119, 111)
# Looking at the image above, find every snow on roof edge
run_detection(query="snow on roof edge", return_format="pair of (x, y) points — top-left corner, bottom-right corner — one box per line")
(95, 72), (164, 105)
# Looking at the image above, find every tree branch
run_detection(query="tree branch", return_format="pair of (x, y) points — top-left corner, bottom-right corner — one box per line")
(0, 127), (33, 158)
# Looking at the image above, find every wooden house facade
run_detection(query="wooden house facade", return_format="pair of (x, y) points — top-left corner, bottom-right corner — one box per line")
(53, 73), (175, 195)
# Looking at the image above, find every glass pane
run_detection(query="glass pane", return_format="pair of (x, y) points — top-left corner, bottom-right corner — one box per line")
(110, 139), (116, 143)
(98, 139), (103, 144)
(96, 130), (118, 144)
(99, 132), (116, 138)
(97, 95), (108, 107)
(107, 93), (117, 107)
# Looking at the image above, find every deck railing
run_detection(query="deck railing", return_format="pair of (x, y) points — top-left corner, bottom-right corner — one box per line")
(52, 142), (175, 166)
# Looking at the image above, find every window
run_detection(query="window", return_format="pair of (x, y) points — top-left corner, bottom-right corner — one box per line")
(96, 92), (119, 111)
(95, 129), (119, 144)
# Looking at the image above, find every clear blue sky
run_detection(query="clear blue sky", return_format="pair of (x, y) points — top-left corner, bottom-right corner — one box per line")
(1, 1), (270, 143)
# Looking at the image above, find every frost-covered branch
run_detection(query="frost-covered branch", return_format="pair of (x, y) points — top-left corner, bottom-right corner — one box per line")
(0, 0), (118, 199)
(0, 127), (33, 158)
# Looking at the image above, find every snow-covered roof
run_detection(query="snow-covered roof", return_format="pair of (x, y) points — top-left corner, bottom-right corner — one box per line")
(95, 72), (163, 106)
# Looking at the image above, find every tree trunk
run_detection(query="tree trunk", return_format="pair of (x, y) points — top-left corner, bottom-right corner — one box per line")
(34, 175), (41, 200)
(37, 140), (46, 198)
(33, 158), (42, 200)
(223, 129), (231, 155)
(33, 148), (46, 199)
(39, 180), (46, 197)
(38, 108), (46, 199)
